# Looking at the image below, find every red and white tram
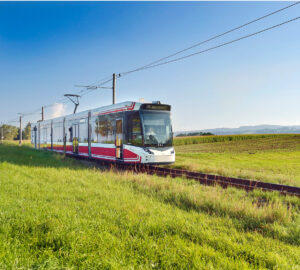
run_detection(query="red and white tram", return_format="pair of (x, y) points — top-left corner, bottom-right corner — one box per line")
(31, 101), (175, 164)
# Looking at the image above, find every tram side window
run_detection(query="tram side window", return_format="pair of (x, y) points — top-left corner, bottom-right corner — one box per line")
(38, 126), (41, 142)
(43, 127), (46, 144)
(31, 129), (34, 144)
(53, 122), (63, 143)
(31, 126), (37, 144)
(91, 117), (97, 143)
(94, 115), (115, 144)
(41, 126), (47, 145)
(79, 119), (88, 143)
(47, 125), (51, 143)
(127, 112), (143, 146)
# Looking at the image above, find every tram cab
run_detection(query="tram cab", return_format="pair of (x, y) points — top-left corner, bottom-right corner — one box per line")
(123, 102), (174, 164)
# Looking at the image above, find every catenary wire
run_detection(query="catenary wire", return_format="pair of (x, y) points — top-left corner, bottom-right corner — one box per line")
(80, 78), (113, 97)
(120, 2), (300, 76)
(73, 3), (300, 95)
(120, 16), (300, 73)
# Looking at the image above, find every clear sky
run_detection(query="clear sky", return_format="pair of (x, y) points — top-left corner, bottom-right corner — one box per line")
(0, 1), (299, 131)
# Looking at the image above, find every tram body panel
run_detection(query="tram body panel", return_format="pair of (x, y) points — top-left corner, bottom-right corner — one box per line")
(91, 143), (116, 161)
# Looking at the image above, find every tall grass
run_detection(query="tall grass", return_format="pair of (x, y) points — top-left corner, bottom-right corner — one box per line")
(0, 142), (300, 268)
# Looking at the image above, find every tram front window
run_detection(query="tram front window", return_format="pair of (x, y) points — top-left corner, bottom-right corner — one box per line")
(140, 111), (173, 147)
(127, 112), (143, 146)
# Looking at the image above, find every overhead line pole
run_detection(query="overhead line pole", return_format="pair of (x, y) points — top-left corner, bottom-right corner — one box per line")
(41, 106), (44, 121)
(112, 73), (116, 104)
(18, 114), (22, 145)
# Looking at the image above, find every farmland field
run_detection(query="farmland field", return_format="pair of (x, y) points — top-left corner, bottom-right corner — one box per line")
(0, 141), (300, 269)
(171, 134), (300, 187)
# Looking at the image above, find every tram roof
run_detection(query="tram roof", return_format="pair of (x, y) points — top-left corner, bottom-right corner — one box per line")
(33, 101), (171, 126)
(33, 101), (142, 126)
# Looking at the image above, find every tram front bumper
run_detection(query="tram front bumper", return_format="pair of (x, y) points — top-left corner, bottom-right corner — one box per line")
(143, 147), (175, 164)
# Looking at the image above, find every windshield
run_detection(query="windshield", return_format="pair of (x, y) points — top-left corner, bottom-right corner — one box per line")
(140, 111), (173, 147)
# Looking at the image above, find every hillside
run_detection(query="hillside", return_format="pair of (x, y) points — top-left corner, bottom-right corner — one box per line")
(0, 142), (299, 269)
(175, 125), (300, 136)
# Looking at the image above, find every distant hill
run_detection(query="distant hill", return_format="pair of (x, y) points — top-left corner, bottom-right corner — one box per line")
(175, 125), (300, 136)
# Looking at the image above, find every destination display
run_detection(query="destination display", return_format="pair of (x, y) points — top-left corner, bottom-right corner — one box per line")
(140, 104), (171, 111)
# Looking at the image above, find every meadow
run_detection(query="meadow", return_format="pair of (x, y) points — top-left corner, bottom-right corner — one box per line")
(0, 141), (300, 269)
(171, 134), (300, 187)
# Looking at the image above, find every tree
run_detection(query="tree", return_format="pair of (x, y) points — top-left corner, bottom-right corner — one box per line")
(23, 122), (31, 140)
(176, 132), (214, 137)
(0, 124), (19, 140)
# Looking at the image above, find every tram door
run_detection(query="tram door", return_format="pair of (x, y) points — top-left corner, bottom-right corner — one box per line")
(115, 119), (123, 160)
(72, 124), (79, 154)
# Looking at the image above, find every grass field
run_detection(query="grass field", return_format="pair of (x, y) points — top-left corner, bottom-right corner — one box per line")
(171, 134), (300, 187)
(0, 142), (300, 269)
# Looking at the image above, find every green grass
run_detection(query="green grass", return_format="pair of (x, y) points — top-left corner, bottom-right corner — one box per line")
(0, 142), (300, 269)
(173, 134), (297, 146)
(170, 134), (300, 187)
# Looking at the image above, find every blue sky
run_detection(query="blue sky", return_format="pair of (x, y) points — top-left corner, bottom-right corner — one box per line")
(0, 1), (299, 131)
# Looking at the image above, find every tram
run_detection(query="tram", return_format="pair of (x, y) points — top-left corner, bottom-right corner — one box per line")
(31, 101), (175, 164)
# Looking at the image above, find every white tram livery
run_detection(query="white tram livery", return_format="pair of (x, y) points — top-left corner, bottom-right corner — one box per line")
(31, 101), (175, 164)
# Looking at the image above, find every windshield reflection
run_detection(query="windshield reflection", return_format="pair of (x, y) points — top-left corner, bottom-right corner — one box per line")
(140, 111), (173, 147)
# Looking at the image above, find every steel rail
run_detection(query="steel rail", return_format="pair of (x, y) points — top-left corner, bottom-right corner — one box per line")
(64, 153), (300, 197)
(118, 164), (300, 197)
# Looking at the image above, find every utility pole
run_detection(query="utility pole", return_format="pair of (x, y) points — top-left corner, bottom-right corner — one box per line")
(41, 106), (44, 121)
(112, 73), (116, 104)
(18, 114), (22, 145)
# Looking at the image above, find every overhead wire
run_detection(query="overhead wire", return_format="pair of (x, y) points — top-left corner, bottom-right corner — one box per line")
(120, 2), (300, 76)
(40, 75), (113, 112)
(14, 75), (114, 122)
(79, 74), (113, 89)
(3, 118), (19, 125)
(80, 77), (113, 97)
(120, 16), (300, 73)
(34, 75), (114, 113)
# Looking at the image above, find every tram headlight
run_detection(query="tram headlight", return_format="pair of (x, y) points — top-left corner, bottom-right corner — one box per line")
(144, 148), (154, 154)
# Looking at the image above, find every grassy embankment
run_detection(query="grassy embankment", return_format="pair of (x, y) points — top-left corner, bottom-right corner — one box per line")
(171, 134), (300, 187)
(0, 141), (300, 269)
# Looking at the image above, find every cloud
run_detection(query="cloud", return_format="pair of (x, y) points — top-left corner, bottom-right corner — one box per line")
(50, 103), (65, 118)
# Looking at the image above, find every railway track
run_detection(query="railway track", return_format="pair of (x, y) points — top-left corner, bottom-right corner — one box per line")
(68, 153), (300, 197)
